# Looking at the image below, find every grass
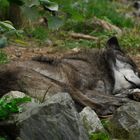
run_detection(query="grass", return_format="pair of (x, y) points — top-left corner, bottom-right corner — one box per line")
(0, 137), (7, 140)
(0, 50), (8, 64)
(0, 0), (139, 53)
(60, 0), (134, 33)
(0, 0), (135, 52)
(26, 26), (48, 41)
(87, 0), (134, 28)
(89, 132), (110, 140)
(89, 119), (111, 140)
(120, 28), (140, 49)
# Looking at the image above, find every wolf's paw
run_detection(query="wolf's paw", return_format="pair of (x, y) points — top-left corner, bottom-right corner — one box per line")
(128, 88), (140, 102)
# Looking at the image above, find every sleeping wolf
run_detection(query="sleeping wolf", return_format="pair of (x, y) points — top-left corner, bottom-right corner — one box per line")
(0, 37), (140, 116)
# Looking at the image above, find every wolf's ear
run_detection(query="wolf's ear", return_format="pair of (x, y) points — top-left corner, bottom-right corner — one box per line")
(106, 36), (120, 50)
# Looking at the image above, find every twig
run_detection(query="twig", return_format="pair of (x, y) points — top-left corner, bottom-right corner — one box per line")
(41, 85), (52, 103)
(69, 32), (98, 41)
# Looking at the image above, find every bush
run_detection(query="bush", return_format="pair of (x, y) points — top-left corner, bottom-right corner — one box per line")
(0, 96), (31, 120)
(53, 0), (134, 29)
(0, 50), (8, 64)
(28, 26), (48, 41)
(89, 132), (110, 140)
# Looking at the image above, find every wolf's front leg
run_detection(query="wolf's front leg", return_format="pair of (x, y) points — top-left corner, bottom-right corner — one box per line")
(115, 88), (140, 102)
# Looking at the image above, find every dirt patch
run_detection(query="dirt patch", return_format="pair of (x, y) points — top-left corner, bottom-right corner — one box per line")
(3, 45), (61, 61)
(3, 45), (140, 70)
(132, 55), (140, 69)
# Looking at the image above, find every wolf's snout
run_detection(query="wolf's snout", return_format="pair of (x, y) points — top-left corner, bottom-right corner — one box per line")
(125, 75), (140, 88)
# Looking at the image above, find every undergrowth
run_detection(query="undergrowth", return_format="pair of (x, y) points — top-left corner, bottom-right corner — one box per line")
(27, 0), (135, 50)
(0, 137), (6, 140)
(0, 50), (8, 64)
(89, 132), (110, 140)
(120, 28), (140, 49)
(27, 26), (48, 41)
(0, 96), (31, 120)
(60, 0), (133, 32)
(0, 96), (31, 140)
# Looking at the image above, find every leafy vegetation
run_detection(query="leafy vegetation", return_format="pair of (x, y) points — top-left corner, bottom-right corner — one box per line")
(0, 50), (8, 64)
(89, 132), (110, 140)
(0, 137), (7, 140)
(0, 0), (140, 54)
(120, 28), (140, 48)
(52, 0), (133, 27)
(27, 26), (48, 41)
(0, 96), (31, 120)
(88, 119), (111, 140)
(0, 0), (140, 139)
(0, 95), (31, 139)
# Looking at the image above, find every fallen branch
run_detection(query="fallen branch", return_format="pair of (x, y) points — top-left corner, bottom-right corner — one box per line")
(93, 17), (122, 34)
(69, 32), (98, 41)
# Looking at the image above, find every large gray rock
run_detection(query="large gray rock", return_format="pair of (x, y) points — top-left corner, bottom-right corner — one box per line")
(80, 106), (104, 134)
(109, 101), (140, 140)
(2, 92), (88, 140)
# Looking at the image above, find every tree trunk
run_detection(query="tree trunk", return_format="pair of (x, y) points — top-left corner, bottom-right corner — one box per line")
(8, 3), (22, 28)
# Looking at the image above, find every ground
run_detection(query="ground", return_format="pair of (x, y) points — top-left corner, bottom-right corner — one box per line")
(3, 44), (140, 71)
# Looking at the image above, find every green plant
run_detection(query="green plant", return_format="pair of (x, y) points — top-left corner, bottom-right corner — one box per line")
(30, 26), (48, 41)
(0, 20), (23, 38)
(7, 0), (24, 5)
(86, 0), (133, 28)
(54, 0), (133, 29)
(0, 96), (31, 120)
(120, 28), (140, 49)
(0, 50), (8, 64)
(89, 132), (110, 140)
(0, 0), (9, 20)
(0, 21), (15, 33)
(0, 137), (7, 140)
(21, 0), (61, 29)
(101, 119), (110, 130)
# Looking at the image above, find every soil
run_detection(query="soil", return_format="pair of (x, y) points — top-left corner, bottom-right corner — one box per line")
(3, 45), (140, 69)
(3, 45), (61, 61)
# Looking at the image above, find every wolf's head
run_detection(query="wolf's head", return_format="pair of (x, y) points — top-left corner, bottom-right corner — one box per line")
(105, 37), (140, 93)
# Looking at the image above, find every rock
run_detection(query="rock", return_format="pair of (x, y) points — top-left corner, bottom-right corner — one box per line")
(79, 106), (104, 134)
(109, 101), (140, 140)
(72, 47), (81, 52)
(1, 92), (88, 140)
(3, 91), (27, 99)
(2, 91), (40, 103)
(44, 39), (53, 46)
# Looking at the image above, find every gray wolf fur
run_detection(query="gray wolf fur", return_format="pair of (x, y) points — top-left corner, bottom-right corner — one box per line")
(0, 37), (140, 116)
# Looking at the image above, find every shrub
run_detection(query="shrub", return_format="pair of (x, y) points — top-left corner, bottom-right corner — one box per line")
(0, 96), (31, 120)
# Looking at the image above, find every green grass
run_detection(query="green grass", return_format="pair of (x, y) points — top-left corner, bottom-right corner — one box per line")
(61, 39), (97, 49)
(118, 26), (140, 54)
(3, 0), (138, 52)
(26, 26), (48, 41)
(120, 28), (140, 49)
(17, 0), (135, 51)
(0, 137), (7, 140)
(58, 0), (134, 33)
(0, 50), (8, 64)
(89, 132), (110, 140)
(87, 0), (133, 28)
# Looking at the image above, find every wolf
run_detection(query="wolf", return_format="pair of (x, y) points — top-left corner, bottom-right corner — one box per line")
(0, 37), (140, 116)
